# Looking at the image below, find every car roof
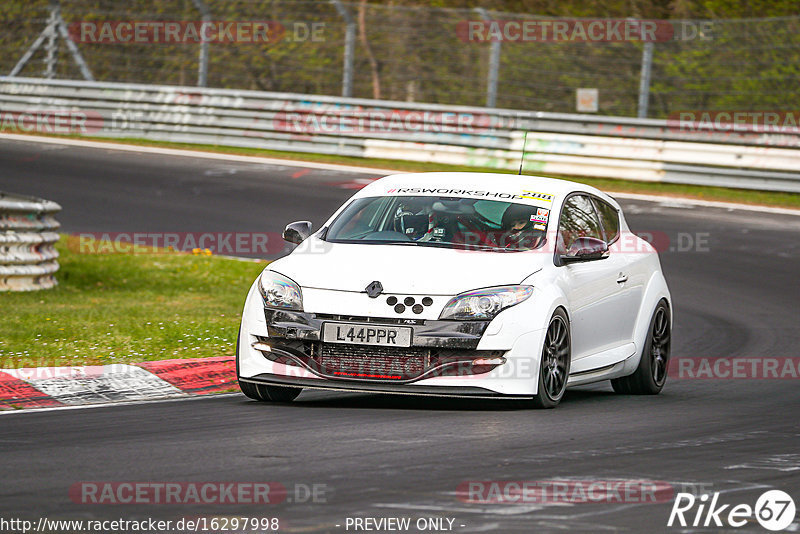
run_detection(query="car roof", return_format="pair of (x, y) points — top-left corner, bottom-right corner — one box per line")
(356, 172), (615, 206)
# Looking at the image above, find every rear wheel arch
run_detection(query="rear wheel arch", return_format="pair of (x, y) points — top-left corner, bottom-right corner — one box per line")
(631, 270), (671, 353)
(612, 298), (671, 395)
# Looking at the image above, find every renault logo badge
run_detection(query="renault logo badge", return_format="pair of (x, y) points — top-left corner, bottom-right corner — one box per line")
(365, 281), (383, 298)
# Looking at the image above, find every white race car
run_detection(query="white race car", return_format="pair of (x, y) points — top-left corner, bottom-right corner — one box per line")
(237, 172), (671, 408)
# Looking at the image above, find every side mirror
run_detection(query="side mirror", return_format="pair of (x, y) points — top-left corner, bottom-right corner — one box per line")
(283, 221), (313, 244)
(560, 237), (609, 264)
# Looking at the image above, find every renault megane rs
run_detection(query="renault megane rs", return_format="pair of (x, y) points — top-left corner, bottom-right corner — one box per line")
(237, 172), (671, 408)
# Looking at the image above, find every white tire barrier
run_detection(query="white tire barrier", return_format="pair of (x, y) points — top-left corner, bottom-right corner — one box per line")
(0, 192), (61, 291)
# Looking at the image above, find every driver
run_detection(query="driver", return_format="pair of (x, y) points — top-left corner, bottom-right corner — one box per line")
(393, 199), (432, 241)
(500, 204), (545, 249)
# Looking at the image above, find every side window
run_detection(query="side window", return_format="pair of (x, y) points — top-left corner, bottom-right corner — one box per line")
(557, 194), (604, 255)
(328, 197), (390, 239)
(593, 198), (620, 244)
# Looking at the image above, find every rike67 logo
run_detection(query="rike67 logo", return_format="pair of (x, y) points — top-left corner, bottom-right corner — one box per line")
(668, 490), (796, 531)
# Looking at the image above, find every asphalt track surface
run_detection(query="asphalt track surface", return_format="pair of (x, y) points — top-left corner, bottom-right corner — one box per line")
(1, 137), (799, 533)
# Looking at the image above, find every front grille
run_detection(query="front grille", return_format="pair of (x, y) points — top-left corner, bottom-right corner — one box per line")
(258, 337), (505, 383)
(319, 344), (429, 380)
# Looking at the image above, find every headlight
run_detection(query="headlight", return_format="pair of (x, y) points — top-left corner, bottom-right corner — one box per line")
(258, 270), (303, 310)
(439, 285), (533, 320)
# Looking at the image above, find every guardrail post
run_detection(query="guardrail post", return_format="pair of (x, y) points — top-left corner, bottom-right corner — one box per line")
(331, 0), (355, 98)
(474, 8), (501, 108)
(44, 1), (59, 79)
(9, 0), (94, 80)
(192, 0), (211, 87)
(0, 192), (62, 292)
(637, 41), (654, 118)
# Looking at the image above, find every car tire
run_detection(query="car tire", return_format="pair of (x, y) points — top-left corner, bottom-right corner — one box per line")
(611, 299), (671, 395)
(239, 380), (302, 403)
(236, 332), (302, 403)
(533, 308), (571, 409)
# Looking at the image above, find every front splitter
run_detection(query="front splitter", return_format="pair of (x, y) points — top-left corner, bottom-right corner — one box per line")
(240, 373), (534, 400)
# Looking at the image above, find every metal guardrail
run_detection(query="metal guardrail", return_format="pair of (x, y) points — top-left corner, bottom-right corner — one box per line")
(0, 192), (61, 291)
(1, 77), (799, 193)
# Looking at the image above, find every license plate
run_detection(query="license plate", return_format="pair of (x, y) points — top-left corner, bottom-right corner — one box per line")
(322, 323), (412, 347)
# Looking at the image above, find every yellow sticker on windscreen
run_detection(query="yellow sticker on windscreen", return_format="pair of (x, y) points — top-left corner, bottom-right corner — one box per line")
(521, 191), (553, 202)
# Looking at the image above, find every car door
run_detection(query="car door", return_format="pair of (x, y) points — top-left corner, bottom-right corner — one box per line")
(556, 194), (630, 362)
(592, 196), (643, 345)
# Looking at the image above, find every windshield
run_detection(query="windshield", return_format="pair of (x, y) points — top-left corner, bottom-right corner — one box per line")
(326, 195), (550, 251)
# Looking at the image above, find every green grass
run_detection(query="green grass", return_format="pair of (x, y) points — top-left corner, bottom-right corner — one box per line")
(9, 132), (800, 209)
(0, 237), (266, 368)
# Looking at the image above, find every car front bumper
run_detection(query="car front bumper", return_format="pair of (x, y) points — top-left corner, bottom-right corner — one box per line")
(237, 281), (545, 396)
